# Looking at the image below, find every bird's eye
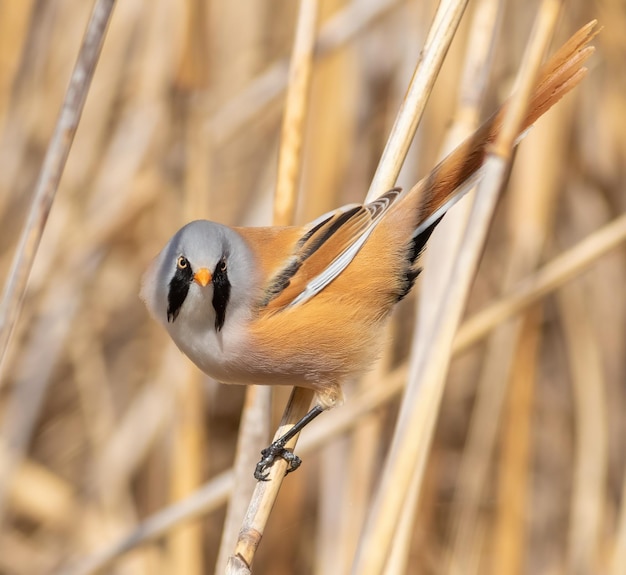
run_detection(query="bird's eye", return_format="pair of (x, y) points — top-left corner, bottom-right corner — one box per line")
(219, 260), (227, 272)
(177, 256), (189, 270)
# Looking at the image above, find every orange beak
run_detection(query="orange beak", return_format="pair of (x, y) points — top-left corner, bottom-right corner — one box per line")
(193, 268), (212, 287)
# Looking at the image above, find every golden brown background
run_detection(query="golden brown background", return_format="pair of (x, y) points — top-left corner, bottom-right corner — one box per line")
(0, 0), (623, 574)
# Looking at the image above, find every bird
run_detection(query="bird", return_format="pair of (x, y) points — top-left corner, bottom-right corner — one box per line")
(140, 22), (595, 480)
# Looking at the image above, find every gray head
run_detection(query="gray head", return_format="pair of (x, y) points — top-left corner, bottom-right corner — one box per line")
(140, 220), (258, 333)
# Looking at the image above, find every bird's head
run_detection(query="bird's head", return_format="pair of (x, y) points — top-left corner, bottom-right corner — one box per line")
(140, 220), (258, 335)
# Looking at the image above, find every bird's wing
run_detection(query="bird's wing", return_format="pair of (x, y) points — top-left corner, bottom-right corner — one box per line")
(256, 188), (403, 311)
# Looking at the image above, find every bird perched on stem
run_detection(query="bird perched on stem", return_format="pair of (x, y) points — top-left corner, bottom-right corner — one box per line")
(141, 22), (596, 479)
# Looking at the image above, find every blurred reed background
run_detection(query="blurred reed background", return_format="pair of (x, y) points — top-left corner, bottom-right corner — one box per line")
(0, 0), (623, 574)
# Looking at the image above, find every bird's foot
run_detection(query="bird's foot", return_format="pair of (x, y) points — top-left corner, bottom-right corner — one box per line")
(253, 405), (325, 480)
(254, 440), (302, 481)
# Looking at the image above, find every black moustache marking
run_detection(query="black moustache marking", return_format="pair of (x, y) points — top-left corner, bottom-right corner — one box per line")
(212, 258), (231, 331)
(167, 262), (194, 322)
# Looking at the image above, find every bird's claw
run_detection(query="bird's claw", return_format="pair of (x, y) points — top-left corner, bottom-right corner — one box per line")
(254, 441), (302, 481)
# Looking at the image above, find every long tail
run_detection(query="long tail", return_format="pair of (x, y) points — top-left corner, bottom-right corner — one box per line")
(411, 20), (598, 230)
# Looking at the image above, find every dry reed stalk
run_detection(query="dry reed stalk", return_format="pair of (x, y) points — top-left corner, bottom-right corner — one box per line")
(360, 9), (430, 567)
(447, 80), (570, 573)
(318, 0), (470, 568)
(558, 282), (608, 574)
(383, 456), (422, 575)
(485, 95), (569, 575)
(216, 384), (271, 574)
(490, 307), (541, 575)
(230, 388), (314, 573)
(225, 2), (318, 572)
(316, 3), (468, 567)
(300, 0), (360, 217)
(167, 365), (206, 575)
(354, 3), (564, 572)
(213, 148), (277, 573)
(274, 0), (317, 225)
(0, 0), (116, 375)
(387, 0), (503, 569)
(414, 0), (501, 338)
(365, 0), (469, 202)
(490, 102), (568, 575)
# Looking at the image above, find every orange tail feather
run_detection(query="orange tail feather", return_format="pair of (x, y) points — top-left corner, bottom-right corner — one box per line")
(412, 20), (598, 221)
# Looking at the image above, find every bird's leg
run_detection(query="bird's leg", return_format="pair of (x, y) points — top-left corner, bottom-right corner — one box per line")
(254, 405), (324, 481)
